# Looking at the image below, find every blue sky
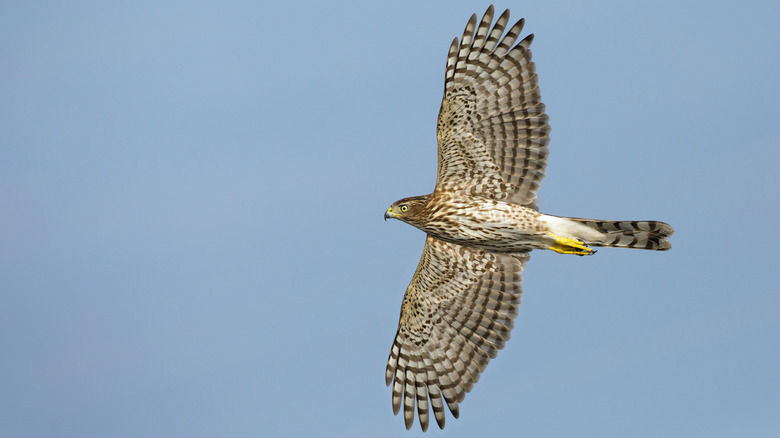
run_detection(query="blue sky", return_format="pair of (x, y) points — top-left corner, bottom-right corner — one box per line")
(1, 1), (779, 437)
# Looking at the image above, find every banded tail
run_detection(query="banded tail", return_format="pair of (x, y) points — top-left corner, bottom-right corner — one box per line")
(542, 215), (674, 251)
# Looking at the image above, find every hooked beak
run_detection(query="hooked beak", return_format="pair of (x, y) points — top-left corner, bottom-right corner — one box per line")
(384, 208), (394, 221)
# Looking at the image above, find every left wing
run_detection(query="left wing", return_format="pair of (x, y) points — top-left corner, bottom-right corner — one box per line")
(435, 6), (550, 209)
(386, 235), (528, 430)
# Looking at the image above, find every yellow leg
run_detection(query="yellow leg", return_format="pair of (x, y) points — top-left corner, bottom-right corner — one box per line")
(547, 233), (596, 256)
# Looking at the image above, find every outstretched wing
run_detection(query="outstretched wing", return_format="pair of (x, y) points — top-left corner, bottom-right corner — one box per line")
(386, 235), (528, 431)
(435, 6), (550, 209)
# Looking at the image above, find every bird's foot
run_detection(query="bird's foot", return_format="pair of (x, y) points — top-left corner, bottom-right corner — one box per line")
(547, 233), (597, 256)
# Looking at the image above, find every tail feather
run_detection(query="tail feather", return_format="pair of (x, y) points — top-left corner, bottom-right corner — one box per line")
(566, 218), (674, 250)
(541, 215), (674, 251)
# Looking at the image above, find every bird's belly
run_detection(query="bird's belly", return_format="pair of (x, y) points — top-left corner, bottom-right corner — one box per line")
(431, 226), (546, 253)
(424, 203), (548, 253)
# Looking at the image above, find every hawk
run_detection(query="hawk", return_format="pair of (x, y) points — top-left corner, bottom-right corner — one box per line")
(383, 5), (674, 431)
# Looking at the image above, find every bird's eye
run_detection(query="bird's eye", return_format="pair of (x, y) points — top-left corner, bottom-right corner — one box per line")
(399, 205), (409, 213)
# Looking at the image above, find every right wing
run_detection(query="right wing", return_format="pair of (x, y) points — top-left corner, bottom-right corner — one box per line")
(385, 235), (528, 430)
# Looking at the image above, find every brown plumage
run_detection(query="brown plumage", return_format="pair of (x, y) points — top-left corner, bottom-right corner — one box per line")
(384, 5), (673, 431)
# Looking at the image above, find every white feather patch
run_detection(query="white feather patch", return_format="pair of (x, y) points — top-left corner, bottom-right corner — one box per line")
(539, 215), (604, 243)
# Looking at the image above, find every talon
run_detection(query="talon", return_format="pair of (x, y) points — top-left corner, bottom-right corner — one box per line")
(547, 233), (596, 256)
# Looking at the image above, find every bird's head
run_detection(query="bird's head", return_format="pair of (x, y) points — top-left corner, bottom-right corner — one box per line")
(384, 195), (430, 225)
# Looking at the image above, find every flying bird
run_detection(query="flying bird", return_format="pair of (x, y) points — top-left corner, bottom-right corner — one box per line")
(383, 5), (674, 431)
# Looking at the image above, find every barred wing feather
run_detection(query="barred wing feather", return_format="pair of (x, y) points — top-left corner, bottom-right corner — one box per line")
(385, 235), (528, 430)
(435, 6), (550, 210)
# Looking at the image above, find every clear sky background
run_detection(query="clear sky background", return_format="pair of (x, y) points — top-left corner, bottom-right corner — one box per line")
(2, 1), (779, 437)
